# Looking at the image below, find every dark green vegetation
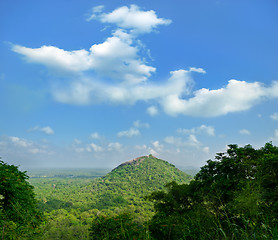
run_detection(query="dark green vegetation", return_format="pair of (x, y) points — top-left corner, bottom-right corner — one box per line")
(0, 158), (43, 239)
(1, 144), (278, 239)
(28, 155), (190, 239)
(148, 143), (278, 239)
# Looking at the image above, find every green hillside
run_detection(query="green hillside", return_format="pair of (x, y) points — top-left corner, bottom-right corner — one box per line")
(31, 155), (191, 219)
(23, 155), (191, 238)
(89, 155), (191, 214)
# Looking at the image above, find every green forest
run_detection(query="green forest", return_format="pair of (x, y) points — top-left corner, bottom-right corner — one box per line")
(1, 143), (278, 239)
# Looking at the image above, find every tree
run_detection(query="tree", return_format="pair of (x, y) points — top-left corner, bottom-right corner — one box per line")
(148, 143), (278, 239)
(89, 212), (149, 240)
(0, 159), (43, 239)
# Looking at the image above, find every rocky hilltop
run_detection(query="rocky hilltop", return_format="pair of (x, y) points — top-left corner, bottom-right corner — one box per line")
(112, 154), (157, 170)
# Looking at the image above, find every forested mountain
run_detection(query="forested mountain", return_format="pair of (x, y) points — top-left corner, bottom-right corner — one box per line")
(33, 155), (191, 217)
(7, 155), (190, 239)
(88, 155), (191, 214)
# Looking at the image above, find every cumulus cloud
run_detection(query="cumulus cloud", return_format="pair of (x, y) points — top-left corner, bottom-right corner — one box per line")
(8, 136), (48, 154)
(87, 5), (172, 34)
(12, 45), (93, 73)
(90, 132), (101, 139)
(134, 144), (148, 150)
(177, 125), (215, 136)
(239, 129), (251, 135)
(164, 135), (200, 148)
(108, 142), (122, 151)
(13, 29), (155, 84)
(73, 139), (82, 145)
(88, 143), (103, 152)
(11, 5), (278, 118)
(161, 80), (278, 117)
(53, 76), (278, 117)
(74, 140), (122, 153)
(147, 106), (158, 116)
(10, 136), (32, 147)
(152, 140), (164, 151)
(133, 120), (150, 128)
(52, 69), (192, 106)
(117, 128), (140, 138)
(203, 146), (210, 153)
(271, 129), (278, 143)
(163, 133), (212, 155)
(12, 5), (171, 84)
(270, 113), (278, 121)
(30, 126), (54, 135)
(189, 67), (206, 74)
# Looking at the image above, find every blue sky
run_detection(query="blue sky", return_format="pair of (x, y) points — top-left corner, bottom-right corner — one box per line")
(1, 0), (278, 169)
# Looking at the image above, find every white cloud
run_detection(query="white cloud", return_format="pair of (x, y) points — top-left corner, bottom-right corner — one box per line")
(188, 134), (200, 146)
(147, 106), (158, 116)
(270, 113), (278, 121)
(75, 147), (85, 153)
(90, 132), (101, 139)
(239, 129), (251, 135)
(73, 139), (82, 145)
(177, 125), (215, 136)
(133, 120), (150, 128)
(134, 144), (147, 150)
(12, 4), (278, 118)
(108, 142), (122, 151)
(12, 5), (170, 85)
(152, 140), (164, 151)
(29, 148), (43, 154)
(31, 126), (54, 135)
(199, 125), (215, 136)
(164, 134), (202, 149)
(86, 5), (105, 21)
(149, 148), (158, 156)
(117, 128), (140, 138)
(203, 146), (210, 153)
(10, 136), (32, 147)
(12, 45), (93, 73)
(189, 67), (206, 74)
(271, 129), (278, 143)
(89, 143), (103, 152)
(161, 80), (278, 117)
(164, 136), (178, 145)
(13, 29), (155, 84)
(52, 69), (192, 105)
(8, 136), (48, 154)
(164, 136), (187, 147)
(88, 5), (172, 34)
(51, 73), (278, 117)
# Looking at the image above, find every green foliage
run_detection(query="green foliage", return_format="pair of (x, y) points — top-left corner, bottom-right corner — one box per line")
(41, 209), (89, 240)
(3, 146), (277, 239)
(148, 143), (278, 239)
(0, 159), (43, 239)
(28, 155), (191, 239)
(89, 212), (150, 240)
(30, 155), (191, 219)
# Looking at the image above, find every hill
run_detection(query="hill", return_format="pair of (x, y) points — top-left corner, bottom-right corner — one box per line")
(87, 154), (191, 218)
(32, 154), (191, 220)
(98, 154), (191, 196)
